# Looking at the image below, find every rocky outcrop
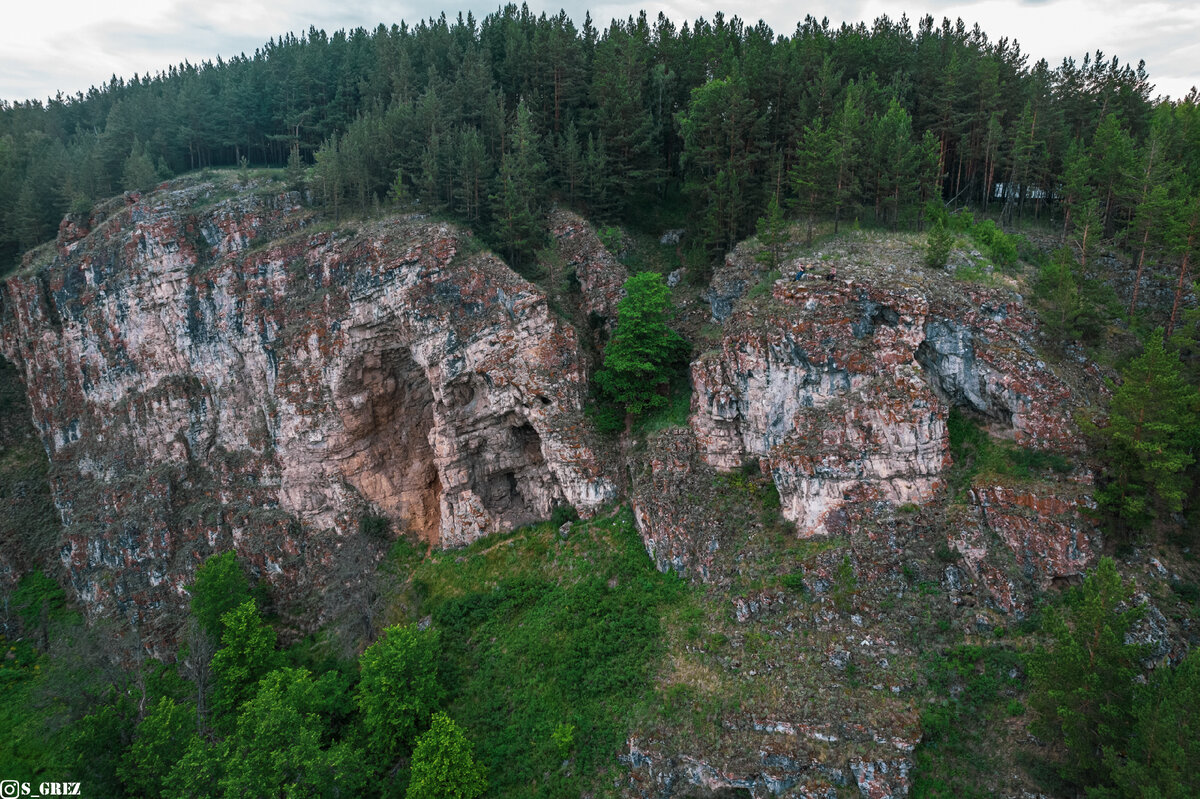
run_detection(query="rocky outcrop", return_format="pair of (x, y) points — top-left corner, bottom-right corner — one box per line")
(916, 291), (1082, 452)
(687, 260), (1094, 547)
(0, 176), (616, 636)
(691, 278), (949, 537)
(549, 208), (627, 328)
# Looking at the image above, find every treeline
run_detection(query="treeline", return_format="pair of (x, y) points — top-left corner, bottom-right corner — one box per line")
(1, 5), (1192, 270)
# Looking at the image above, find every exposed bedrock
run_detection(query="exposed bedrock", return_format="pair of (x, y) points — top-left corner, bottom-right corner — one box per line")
(676, 272), (1097, 585)
(0, 178), (617, 634)
(690, 279), (950, 538)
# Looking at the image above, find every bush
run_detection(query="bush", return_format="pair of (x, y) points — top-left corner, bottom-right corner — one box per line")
(406, 713), (487, 799)
(550, 504), (579, 527)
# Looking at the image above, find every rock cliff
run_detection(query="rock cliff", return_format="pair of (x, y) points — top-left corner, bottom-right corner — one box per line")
(0, 176), (616, 636)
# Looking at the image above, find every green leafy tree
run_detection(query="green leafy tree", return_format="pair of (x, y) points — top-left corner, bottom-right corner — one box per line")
(209, 599), (280, 730)
(1095, 331), (1199, 531)
(189, 551), (252, 638)
(594, 272), (688, 418)
(1027, 558), (1147, 788)
(356, 623), (443, 767)
(219, 668), (364, 799)
(162, 734), (222, 799)
(119, 696), (196, 798)
(406, 712), (487, 799)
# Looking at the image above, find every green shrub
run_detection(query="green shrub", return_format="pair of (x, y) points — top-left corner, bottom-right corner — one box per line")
(550, 504), (579, 527)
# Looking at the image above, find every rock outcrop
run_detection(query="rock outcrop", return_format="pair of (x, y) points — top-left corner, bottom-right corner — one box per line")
(0, 176), (616, 636)
(691, 278), (949, 538)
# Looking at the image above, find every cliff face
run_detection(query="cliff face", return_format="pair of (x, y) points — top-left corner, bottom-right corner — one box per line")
(649, 237), (1101, 604)
(691, 279), (949, 538)
(0, 177), (616, 635)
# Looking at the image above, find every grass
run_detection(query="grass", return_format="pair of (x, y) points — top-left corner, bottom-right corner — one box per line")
(635, 378), (693, 435)
(398, 507), (685, 798)
(946, 408), (1072, 499)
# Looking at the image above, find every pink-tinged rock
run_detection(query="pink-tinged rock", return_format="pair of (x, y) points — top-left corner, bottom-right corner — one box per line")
(972, 483), (1097, 587)
(549, 208), (628, 324)
(0, 178), (617, 639)
(691, 279), (948, 537)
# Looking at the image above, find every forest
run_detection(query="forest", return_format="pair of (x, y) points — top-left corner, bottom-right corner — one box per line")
(0, 4), (1194, 278)
(2, 4), (1200, 798)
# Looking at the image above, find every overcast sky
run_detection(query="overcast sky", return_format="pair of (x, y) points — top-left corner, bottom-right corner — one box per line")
(2, 0), (1196, 104)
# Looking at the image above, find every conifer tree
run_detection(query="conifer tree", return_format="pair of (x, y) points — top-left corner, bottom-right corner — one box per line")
(1095, 330), (1199, 531)
(491, 99), (547, 267)
(594, 272), (688, 417)
(1028, 558), (1147, 789)
(790, 119), (837, 243)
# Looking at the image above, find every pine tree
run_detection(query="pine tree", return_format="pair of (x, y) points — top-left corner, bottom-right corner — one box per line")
(491, 99), (547, 267)
(790, 119), (837, 243)
(1028, 558), (1147, 789)
(755, 194), (788, 269)
(1095, 330), (1200, 531)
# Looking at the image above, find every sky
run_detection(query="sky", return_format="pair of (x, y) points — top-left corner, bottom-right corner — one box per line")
(1, 0), (1197, 104)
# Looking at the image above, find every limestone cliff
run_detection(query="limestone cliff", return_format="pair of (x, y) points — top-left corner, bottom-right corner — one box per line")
(0, 176), (616, 636)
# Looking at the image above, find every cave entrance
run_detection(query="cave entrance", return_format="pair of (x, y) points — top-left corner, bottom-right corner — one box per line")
(336, 347), (441, 544)
(463, 416), (550, 530)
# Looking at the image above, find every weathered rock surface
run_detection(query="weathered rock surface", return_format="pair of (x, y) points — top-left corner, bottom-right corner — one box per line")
(0, 176), (616, 636)
(549, 207), (628, 326)
(687, 258), (1092, 548)
(691, 278), (949, 538)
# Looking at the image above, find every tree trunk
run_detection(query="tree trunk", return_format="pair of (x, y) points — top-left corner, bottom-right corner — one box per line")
(1128, 225), (1152, 319)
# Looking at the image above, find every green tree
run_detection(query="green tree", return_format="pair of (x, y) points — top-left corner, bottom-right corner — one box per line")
(1097, 648), (1200, 799)
(285, 141), (305, 192)
(162, 734), (222, 799)
(491, 100), (547, 267)
(189, 551), (251, 638)
(356, 623), (443, 767)
(594, 272), (688, 418)
(789, 119), (837, 243)
(209, 599), (280, 730)
(925, 217), (953, 269)
(1095, 330), (1199, 531)
(678, 71), (766, 252)
(406, 712), (487, 799)
(119, 696), (195, 798)
(219, 668), (364, 799)
(122, 139), (159, 192)
(754, 193), (788, 270)
(1027, 558), (1147, 788)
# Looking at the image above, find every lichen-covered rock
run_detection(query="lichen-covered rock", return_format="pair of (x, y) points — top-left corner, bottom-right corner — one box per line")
(0, 176), (617, 637)
(549, 208), (628, 325)
(916, 293), (1082, 452)
(691, 278), (948, 537)
(702, 238), (774, 323)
